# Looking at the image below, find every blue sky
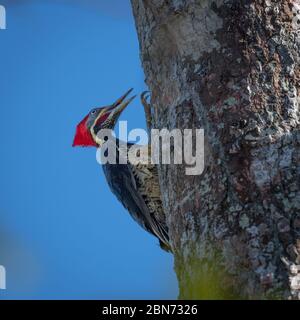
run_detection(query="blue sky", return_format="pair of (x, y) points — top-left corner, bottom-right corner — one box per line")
(0, 0), (177, 299)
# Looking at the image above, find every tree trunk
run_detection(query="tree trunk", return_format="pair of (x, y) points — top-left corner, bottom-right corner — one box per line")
(131, 0), (300, 299)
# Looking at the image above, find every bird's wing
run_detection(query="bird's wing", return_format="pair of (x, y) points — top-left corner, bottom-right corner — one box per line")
(129, 162), (169, 243)
(102, 161), (169, 248)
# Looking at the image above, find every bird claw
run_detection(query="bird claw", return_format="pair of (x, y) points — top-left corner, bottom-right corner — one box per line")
(141, 91), (151, 105)
(141, 91), (152, 133)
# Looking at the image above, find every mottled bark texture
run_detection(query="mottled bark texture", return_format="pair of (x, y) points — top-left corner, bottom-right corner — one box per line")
(131, 0), (300, 299)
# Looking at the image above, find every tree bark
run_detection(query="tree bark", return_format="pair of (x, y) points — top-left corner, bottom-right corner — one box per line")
(131, 0), (300, 299)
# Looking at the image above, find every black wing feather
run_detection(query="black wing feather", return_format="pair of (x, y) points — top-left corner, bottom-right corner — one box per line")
(102, 162), (169, 247)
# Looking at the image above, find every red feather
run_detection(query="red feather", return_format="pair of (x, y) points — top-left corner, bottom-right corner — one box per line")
(72, 115), (97, 147)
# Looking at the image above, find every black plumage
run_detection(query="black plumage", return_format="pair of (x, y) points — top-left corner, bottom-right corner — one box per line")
(102, 140), (170, 251)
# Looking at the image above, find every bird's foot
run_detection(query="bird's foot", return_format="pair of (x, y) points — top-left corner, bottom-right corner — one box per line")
(141, 91), (152, 133)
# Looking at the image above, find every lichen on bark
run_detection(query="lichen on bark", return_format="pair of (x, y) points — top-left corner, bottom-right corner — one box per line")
(131, 0), (300, 299)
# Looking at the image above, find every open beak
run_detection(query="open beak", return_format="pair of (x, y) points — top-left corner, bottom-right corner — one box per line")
(107, 88), (136, 117)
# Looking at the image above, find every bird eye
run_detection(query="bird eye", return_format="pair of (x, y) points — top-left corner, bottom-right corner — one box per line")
(91, 109), (97, 115)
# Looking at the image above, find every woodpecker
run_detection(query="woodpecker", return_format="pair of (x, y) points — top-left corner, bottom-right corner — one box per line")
(73, 89), (170, 252)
